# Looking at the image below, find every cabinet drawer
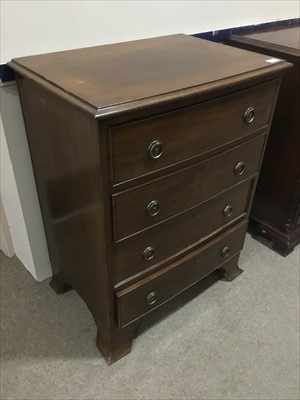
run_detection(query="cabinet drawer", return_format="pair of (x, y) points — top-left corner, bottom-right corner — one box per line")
(114, 179), (254, 284)
(115, 221), (247, 328)
(113, 135), (265, 241)
(110, 80), (277, 184)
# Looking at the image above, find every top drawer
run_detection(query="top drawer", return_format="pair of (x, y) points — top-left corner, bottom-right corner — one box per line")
(110, 80), (278, 184)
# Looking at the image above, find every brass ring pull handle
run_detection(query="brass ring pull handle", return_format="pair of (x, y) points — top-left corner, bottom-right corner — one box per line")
(234, 161), (245, 176)
(146, 291), (158, 305)
(148, 140), (163, 159)
(146, 200), (160, 217)
(243, 106), (255, 123)
(220, 246), (230, 258)
(143, 246), (156, 261)
(223, 204), (233, 217)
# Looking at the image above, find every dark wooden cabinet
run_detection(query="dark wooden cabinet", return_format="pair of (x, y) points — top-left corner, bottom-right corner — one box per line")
(226, 27), (300, 255)
(9, 34), (290, 363)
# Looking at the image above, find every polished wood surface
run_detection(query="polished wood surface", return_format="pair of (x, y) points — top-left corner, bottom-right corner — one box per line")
(114, 179), (254, 285)
(116, 222), (247, 328)
(16, 76), (119, 361)
(9, 34), (289, 363)
(111, 80), (277, 183)
(9, 34), (289, 117)
(113, 135), (266, 240)
(227, 27), (300, 62)
(227, 26), (300, 255)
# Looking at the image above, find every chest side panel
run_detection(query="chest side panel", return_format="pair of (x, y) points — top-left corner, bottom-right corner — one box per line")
(16, 75), (111, 323)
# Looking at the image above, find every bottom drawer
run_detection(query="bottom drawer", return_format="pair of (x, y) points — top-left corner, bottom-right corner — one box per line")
(115, 221), (247, 328)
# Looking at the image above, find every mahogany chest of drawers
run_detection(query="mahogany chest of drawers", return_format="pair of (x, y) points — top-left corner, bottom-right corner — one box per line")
(9, 34), (290, 363)
(226, 27), (300, 255)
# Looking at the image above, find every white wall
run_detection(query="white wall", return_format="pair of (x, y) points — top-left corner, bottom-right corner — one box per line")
(1, 1), (299, 62)
(0, 0), (298, 280)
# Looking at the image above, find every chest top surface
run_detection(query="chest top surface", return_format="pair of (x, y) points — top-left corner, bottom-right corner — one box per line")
(9, 34), (291, 116)
(228, 27), (300, 63)
(241, 27), (300, 51)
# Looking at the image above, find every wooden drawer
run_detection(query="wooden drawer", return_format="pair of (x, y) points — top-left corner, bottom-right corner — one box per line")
(114, 178), (254, 284)
(113, 135), (265, 240)
(110, 80), (277, 184)
(116, 221), (247, 328)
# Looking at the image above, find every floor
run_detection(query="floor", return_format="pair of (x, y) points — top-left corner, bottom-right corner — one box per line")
(1, 234), (299, 400)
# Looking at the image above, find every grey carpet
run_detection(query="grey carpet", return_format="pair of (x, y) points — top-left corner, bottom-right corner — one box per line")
(1, 234), (299, 400)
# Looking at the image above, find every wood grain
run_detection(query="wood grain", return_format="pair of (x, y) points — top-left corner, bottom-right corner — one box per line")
(114, 178), (254, 285)
(9, 34), (290, 362)
(113, 135), (266, 240)
(116, 222), (247, 328)
(8, 34), (291, 117)
(110, 80), (277, 183)
(227, 26), (300, 255)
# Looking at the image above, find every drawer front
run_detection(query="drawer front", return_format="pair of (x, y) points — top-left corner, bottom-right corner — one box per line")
(113, 135), (265, 241)
(114, 179), (254, 284)
(116, 221), (247, 328)
(110, 80), (277, 184)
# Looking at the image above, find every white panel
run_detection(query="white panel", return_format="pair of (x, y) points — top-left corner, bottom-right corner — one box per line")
(0, 111), (36, 278)
(0, 196), (15, 257)
(1, 84), (52, 281)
